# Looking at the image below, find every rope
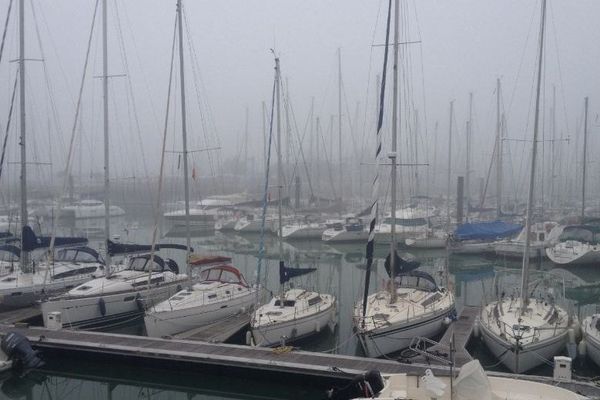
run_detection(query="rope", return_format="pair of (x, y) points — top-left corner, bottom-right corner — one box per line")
(272, 346), (295, 354)
(48, 0), (100, 256)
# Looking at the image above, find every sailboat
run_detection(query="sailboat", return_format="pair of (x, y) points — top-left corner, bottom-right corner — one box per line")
(479, 0), (572, 373)
(144, 0), (256, 338)
(250, 55), (336, 347)
(0, 0), (107, 309)
(40, 0), (189, 329)
(352, 0), (454, 358)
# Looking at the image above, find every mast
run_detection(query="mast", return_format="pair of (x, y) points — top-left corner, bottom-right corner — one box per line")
(582, 96), (588, 220)
(18, 0), (29, 270)
(446, 101), (453, 233)
(495, 78), (502, 218)
(337, 48), (343, 203)
(274, 56), (284, 305)
(389, 0), (399, 303)
(177, 0), (191, 274)
(550, 85), (556, 209)
(102, 0), (112, 271)
(520, 0), (547, 313)
(466, 92), (473, 215)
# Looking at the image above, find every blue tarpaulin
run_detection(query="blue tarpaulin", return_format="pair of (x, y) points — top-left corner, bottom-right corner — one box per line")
(454, 221), (522, 241)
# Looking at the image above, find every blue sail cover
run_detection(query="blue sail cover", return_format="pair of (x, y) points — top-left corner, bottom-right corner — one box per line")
(22, 226), (88, 252)
(107, 240), (193, 256)
(454, 221), (522, 241)
(279, 261), (317, 284)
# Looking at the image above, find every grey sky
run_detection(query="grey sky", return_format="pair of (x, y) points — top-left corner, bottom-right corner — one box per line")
(1, 0), (599, 201)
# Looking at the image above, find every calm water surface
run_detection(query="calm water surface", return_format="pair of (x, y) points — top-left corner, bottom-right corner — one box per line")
(7, 217), (599, 399)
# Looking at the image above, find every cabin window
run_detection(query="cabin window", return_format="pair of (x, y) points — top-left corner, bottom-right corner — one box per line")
(208, 294), (217, 299)
(76, 286), (92, 291)
(2, 277), (16, 282)
(274, 300), (296, 307)
(221, 270), (239, 283)
(53, 267), (97, 280)
(207, 269), (221, 281)
(132, 277), (164, 287)
(123, 296), (135, 302)
(308, 296), (322, 306)
(539, 233), (545, 242)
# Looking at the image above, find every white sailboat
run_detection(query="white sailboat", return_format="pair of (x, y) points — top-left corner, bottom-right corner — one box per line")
(40, 0), (189, 328)
(144, 0), (256, 338)
(581, 314), (600, 368)
(61, 199), (125, 219)
(353, 0), (454, 358)
(0, 0), (106, 309)
(479, 0), (572, 373)
(250, 55), (336, 347)
(322, 217), (369, 243)
(493, 221), (559, 259)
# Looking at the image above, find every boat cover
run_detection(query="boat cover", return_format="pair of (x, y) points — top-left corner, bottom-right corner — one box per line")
(107, 241), (193, 256)
(454, 221), (522, 241)
(279, 261), (316, 284)
(21, 226), (88, 252)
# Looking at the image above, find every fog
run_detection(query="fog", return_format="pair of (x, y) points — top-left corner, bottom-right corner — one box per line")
(1, 0), (599, 210)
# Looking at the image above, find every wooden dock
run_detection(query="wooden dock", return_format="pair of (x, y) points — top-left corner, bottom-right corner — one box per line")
(408, 305), (480, 367)
(0, 324), (599, 398)
(430, 305), (480, 366)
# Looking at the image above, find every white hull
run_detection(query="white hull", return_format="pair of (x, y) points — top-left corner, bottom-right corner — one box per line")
(480, 318), (568, 373)
(494, 242), (546, 259)
(145, 290), (256, 338)
(357, 308), (452, 357)
(405, 237), (446, 249)
(41, 281), (185, 329)
(251, 302), (335, 347)
(546, 242), (600, 265)
(281, 226), (325, 240)
(322, 229), (368, 243)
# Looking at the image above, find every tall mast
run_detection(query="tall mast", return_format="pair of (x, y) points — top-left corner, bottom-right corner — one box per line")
(274, 56), (284, 304)
(495, 78), (502, 218)
(19, 0), (28, 270)
(446, 101), (453, 233)
(389, 0), (399, 303)
(337, 48), (343, 204)
(177, 0), (191, 274)
(550, 85), (556, 209)
(520, 0), (547, 313)
(582, 96), (588, 220)
(102, 0), (112, 270)
(466, 92), (473, 215)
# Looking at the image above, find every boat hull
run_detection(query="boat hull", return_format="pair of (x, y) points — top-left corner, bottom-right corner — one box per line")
(144, 290), (256, 337)
(41, 281), (185, 329)
(251, 302), (335, 347)
(357, 307), (454, 358)
(480, 318), (568, 373)
(546, 243), (600, 265)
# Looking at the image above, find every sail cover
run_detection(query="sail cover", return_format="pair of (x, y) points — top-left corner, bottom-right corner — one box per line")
(279, 262), (316, 284)
(22, 226), (88, 252)
(384, 251), (420, 278)
(107, 240), (193, 256)
(454, 221), (522, 241)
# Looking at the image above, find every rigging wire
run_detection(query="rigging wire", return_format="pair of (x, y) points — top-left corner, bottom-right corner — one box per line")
(48, 0), (100, 254)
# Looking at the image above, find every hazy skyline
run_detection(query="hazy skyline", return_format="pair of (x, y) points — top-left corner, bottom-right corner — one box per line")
(0, 0), (599, 205)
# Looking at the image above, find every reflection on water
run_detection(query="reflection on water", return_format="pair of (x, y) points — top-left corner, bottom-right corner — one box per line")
(0, 357), (323, 400)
